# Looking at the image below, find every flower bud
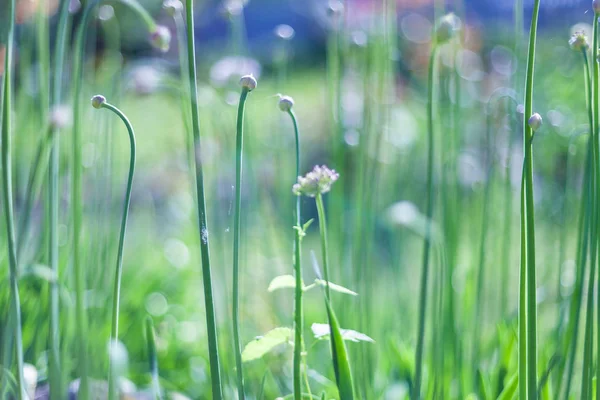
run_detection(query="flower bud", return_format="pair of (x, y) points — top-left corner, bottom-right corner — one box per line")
(435, 13), (461, 44)
(274, 24), (295, 41)
(239, 74), (257, 91)
(163, 0), (183, 16)
(278, 95), (294, 112)
(594, 0), (600, 15)
(528, 113), (543, 131)
(49, 105), (73, 130)
(91, 95), (106, 109)
(149, 25), (171, 53)
(569, 31), (589, 51)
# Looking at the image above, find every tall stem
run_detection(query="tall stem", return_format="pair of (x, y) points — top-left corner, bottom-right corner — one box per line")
(412, 45), (437, 400)
(184, 1), (223, 396)
(287, 109), (303, 400)
(1, 0), (25, 396)
(95, 100), (136, 400)
(522, 0), (541, 396)
(233, 87), (250, 400)
(48, 0), (72, 394)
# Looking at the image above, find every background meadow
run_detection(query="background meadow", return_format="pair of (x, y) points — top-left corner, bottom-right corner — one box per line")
(1, 0), (599, 398)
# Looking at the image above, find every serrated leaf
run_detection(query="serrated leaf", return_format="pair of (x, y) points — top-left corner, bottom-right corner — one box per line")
(311, 323), (374, 343)
(267, 275), (297, 292)
(242, 327), (292, 362)
(315, 280), (357, 296)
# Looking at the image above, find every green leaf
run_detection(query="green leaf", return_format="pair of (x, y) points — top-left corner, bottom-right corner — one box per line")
(497, 372), (517, 400)
(315, 280), (357, 296)
(242, 327), (293, 362)
(324, 298), (355, 399)
(311, 323), (374, 343)
(267, 275), (297, 292)
(303, 218), (315, 232)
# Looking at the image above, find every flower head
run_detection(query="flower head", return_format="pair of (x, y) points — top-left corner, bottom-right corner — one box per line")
(278, 95), (294, 112)
(569, 31), (589, 51)
(594, 0), (600, 14)
(149, 25), (171, 52)
(528, 113), (543, 131)
(239, 74), (257, 91)
(293, 165), (340, 197)
(91, 95), (106, 109)
(435, 13), (461, 44)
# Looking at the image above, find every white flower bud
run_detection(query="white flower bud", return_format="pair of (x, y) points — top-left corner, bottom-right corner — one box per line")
(278, 95), (294, 112)
(569, 31), (589, 51)
(163, 0), (183, 16)
(528, 113), (543, 131)
(239, 74), (257, 91)
(274, 24), (295, 41)
(49, 105), (73, 130)
(149, 25), (171, 53)
(91, 95), (106, 109)
(435, 13), (461, 44)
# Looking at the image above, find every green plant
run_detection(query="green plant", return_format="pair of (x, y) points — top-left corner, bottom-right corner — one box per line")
(1, 0), (25, 397)
(232, 74), (257, 400)
(91, 94), (137, 400)
(184, 0), (223, 395)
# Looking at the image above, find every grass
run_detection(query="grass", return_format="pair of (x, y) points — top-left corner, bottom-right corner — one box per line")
(3, 1), (600, 399)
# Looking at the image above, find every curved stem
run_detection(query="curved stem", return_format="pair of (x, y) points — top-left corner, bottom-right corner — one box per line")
(94, 100), (136, 400)
(286, 109), (303, 399)
(412, 44), (437, 400)
(184, 0), (223, 396)
(1, 0), (25, 397)
(233, 87), (250, 400)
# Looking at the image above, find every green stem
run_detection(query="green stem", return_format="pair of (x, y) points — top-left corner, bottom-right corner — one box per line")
(556, 48), (594, 400)
(145, 317), (162, 400)
(582, 14), (600, 400)
(184, 0), (223, 396)
(93, 100), (136, 400)
(522, 0), (541, 397)
(1, 0), (25, 397)
(519, 162), (528, 400)
(48, 2), (71, 396)
(286, 109), (303, 400)
(316, 193), (331, 300)
(412, 44), (438, 400)
(594, 13), (600, 400)
(233, 87), (250, 400)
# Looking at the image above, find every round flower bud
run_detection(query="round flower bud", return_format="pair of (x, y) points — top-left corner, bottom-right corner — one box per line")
(435, 13), (461, 44)
(594, 0), (600, 14)
(278, 95), (294, 112)
(163, 0), (183, 16)
(569, 31), (589, 51)
(528, 113), (543, 131)
(239, 74), (257, 91)
(49, 105), (73, 130)
(274, 24), (295, 41)
(91, 95), (106, 109)
(149, 25), (171, 53)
